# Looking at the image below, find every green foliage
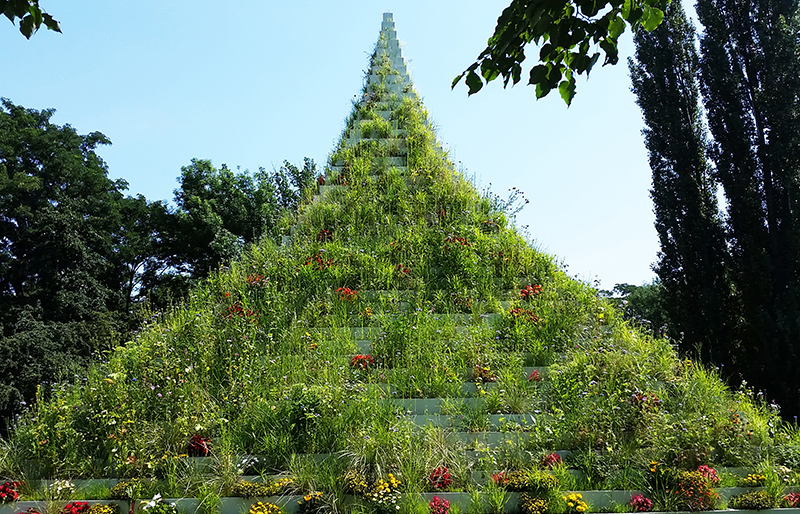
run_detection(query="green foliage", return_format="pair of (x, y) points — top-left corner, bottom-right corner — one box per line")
(0, 98), (318, 428)
(607, 282), (668, 336)
(453, 0), (668, 104)
(729, 490), (775, 510)
(0, 0), (60, 38)
(631, 0), (800, 418)
(629, 0), (734, 372)
(1, 20), (796, 513)
(0, 98), (135, 433)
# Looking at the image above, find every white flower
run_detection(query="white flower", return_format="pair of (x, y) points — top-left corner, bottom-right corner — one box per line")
(143, 494), (162, 511)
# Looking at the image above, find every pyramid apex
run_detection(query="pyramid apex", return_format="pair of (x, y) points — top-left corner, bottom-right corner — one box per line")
(381, 12), (395, 30)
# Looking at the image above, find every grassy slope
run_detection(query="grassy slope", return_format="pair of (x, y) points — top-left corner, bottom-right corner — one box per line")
(1, 21), (797, 514)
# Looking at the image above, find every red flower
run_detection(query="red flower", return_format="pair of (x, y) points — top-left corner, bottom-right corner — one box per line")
(528, 370), (542, 382)
(429, 496), (450, 514)
(697, 465), (719, 485)
(429, 467), (452, 490)
(336, 287), (358, 301)
(350, 354), (374, 370)
(630, 494), (653, 512)
(509, 307), (539, 323)
(61, 503), (89, 514)
(246, 274), (267, 286)
(187, 434), (211, 457)
(491, 473), (509, 486)
(0, 481), (22, 503)
(542, 453), (562, 469)
(520, 284), (542, 300)
(304, 252), (333, 270)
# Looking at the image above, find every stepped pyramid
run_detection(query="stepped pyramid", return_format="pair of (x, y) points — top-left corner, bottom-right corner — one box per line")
(0, 12), (795, 514)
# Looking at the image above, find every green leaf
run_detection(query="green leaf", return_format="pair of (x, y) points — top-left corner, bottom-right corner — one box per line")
(451, 73), (465, 89)
(558, 75), (576, 106)
(42, 13), (61, 32)
(29, 4), (41, 27)
(621, 0), (632, 19)
(641, 6), (664, 32)
(10, 0), (27, 17)
(480, 60), (500, 83)
(528, 65), (548, 85)
(608, 15), (625, 39)
(19, 13), (34, 38)
(465, 70), (484, 95)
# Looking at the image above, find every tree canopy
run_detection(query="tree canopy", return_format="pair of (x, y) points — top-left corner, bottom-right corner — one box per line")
(453, 0), (668, 104)
(630, 0), (800, 416)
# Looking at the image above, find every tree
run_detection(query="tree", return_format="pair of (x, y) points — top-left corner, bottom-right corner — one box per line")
(453, 0), (668, 104)
(695, 0), (800, 416)
(629, 1), (736, 369)
(0, 98), (130, 431)
(1, 0), (60, 38)
(629, 0), (800, 416)
(166, 158), (312, 278)
(609, 281), (670, 334)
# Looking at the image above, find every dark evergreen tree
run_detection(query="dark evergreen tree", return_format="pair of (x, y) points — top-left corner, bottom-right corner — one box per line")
(629, 2), (735, 370)
(697, 0), (800, 416)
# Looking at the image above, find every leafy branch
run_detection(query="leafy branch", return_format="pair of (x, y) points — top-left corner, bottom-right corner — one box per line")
(1, 0), (60, 39)
(453, 0), (668, 105)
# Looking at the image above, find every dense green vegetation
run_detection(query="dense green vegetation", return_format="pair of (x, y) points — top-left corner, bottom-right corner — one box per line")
(0, 98), (314, 432)
(0, 33), (798, 514)
(629, 0), (800, 417)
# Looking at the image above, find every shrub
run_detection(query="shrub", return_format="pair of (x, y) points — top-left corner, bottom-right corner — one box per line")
(519, 494), (549, 514)
(673, 471), (718, 511)
(503, 470), (530, 491)
(344, 469), (370, 496)
(109, 479), (143, 501)
(729, 490), (775, 510)
(529, 471), (559, 493)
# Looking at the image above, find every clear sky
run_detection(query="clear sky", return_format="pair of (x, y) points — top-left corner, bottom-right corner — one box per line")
(0, 1), (664, 290)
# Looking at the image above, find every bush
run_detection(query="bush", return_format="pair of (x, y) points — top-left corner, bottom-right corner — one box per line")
(729, 490), (775, 510)
(520, 494), (549, 514)
(673, 470), (718, 511)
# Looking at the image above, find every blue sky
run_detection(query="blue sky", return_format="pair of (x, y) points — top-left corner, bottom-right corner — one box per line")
(0, 1), (664, 290)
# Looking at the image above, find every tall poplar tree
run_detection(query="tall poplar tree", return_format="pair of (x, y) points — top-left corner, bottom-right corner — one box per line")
(629, 1), (735, 370)
(697, 0), (800, 416)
